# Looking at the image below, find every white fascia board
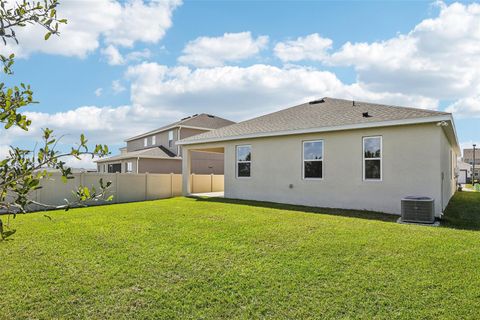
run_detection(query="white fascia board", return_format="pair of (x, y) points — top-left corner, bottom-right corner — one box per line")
(177, 115), (453, 146)
(447, 115), (461, 154)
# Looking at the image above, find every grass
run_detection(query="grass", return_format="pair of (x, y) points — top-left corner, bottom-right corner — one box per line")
(1, 194), (480, 319)
(442, 191), (480, 230)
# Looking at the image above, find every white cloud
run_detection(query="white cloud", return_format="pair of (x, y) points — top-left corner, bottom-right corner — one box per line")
(104, 0), (181, 47)
(0, 0), (180, 59)
(101, 45), (125, 65)
(125, 49), (152, 62)
(62, 154), (100, 170)
(446, 96), (480, 118)
(127, 62), (437, 119)
(94, 88), (103, 97)
(112, 80), (126, 94)
(335, 2), (480, 100)
(178, 32), (269, 67)
(269, 3), (480, 102)
(101, 46), (151, 66)
(8, 104), (182, 146)
(274, 33), (333, 62)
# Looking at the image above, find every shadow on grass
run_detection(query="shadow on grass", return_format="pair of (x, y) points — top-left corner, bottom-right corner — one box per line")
(192, 196), (398, 224)
(193, 193), (480, 231)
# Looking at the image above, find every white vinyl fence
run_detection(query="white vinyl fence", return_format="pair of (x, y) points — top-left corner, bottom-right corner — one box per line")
(6, 172), (224, 212)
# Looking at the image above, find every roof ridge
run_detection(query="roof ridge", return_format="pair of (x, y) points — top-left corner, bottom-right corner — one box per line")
(327, 97), (449, 115)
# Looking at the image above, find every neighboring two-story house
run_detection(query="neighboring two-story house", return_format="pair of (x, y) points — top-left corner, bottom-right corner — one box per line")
(95, 114), (235, 174)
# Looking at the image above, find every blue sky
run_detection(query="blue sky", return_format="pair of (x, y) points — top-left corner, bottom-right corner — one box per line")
(1, 0), (479, 167)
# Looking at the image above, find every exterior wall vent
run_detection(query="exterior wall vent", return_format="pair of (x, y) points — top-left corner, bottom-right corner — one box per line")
(401, 196), (435, 224)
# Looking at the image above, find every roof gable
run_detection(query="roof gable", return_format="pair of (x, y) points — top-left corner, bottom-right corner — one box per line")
(125, 113), (235, 142)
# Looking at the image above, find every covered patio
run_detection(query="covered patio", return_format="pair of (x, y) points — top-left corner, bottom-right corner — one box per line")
(182, 145), (226, 196)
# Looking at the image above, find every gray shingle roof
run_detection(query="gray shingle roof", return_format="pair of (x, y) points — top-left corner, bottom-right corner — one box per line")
(179, 97), (451, 144)
(95, 147), (180, 163)
(125, 113), (235, 142)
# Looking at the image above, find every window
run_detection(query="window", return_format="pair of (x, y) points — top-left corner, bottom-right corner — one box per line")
(303, 140), (323, 179)
(144, 137), (148, 147)
(127, 162), (133, 173)
(108, 163), (122, 173)
(152, 135), (156, 145)
(363, 136), (382, 181)
(168, 130), (174, 148)
(236, 145), (251, 178)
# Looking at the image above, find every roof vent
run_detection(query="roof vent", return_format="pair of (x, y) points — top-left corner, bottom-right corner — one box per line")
(181, 116), (191, 121)
(192, 114), (198, 117)
(362, 112), (372, 118)
(207, 114), (215, 118)
(309, 98), (325, 105)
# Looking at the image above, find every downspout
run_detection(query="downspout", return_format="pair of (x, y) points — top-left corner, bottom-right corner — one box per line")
(136, 157), (140, 174)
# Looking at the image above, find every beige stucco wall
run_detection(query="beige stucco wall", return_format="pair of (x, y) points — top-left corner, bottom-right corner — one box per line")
(440, 129), (458, 211)
(179, 128), (210, 156)
(183, 123), (457, 217)
(127, 128), (179, 154)
(97, 153), (224, 175)
(191, 151), (224, 174)
(97, 158), (138, 174)
(139, 158), (182, 174)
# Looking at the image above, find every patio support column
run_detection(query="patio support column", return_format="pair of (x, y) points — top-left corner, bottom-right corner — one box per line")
(182, 148), (192, 195)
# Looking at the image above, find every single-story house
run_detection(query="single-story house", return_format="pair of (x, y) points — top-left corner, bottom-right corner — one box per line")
(178, 97), (460, 217)
(95, 113), (235, 174)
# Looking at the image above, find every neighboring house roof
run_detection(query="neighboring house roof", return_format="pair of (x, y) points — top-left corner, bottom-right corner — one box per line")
(178, 97), (459, 151)
(95, 147), (181, 163)
(125, 113), (235, 142)
(458, 162), (472, 170)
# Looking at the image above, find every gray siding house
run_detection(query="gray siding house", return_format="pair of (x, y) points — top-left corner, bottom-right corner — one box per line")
(96, 114), (235, 174)
(178, 98), (460, 217)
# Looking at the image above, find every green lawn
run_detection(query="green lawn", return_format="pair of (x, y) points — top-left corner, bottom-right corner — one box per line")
(1, 193), (480, 319)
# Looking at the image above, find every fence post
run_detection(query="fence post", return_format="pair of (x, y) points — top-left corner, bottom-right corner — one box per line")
(145, 173), (148, 201)
(115, 172), (119, 203)
(211, 173), (214, 192)
(191, 173), (195, 194)
(80, 172), (85, 187)
(170, 173), (174, 198)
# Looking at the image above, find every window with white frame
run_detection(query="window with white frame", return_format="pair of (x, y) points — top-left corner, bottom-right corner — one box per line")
(144, 137), (148, 147)
(363, 136), (382, 181)
(168, 130), (174, 148)
(303, 140), (323, 179)
(236, 145), (251, 178)
(152, 135), (156, 145)
(127, 162), (133, 173)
